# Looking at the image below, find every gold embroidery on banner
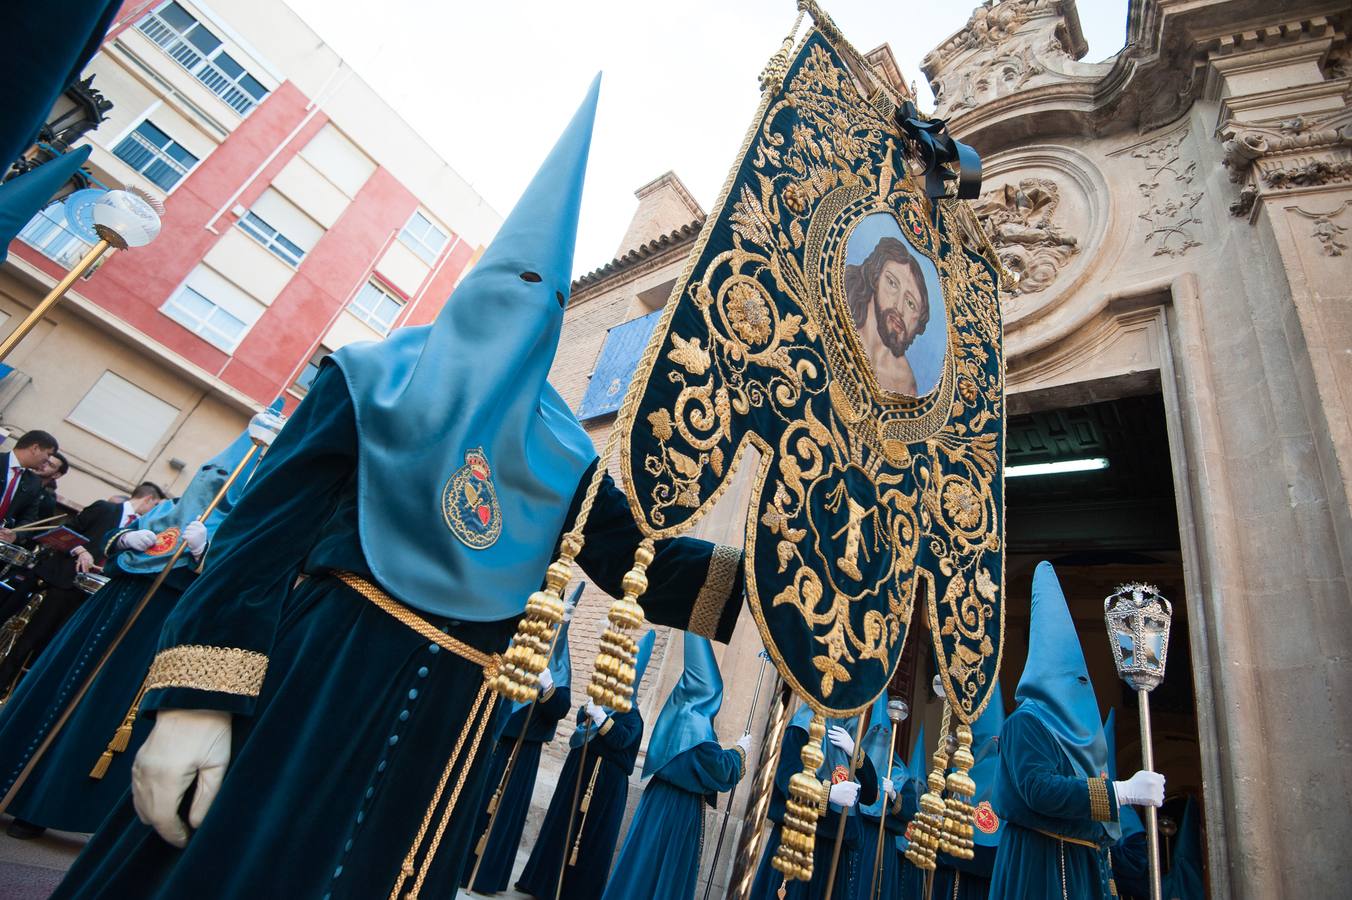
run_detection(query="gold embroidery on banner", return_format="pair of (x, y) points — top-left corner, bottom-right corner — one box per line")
(1087, 776), (1112, 822)
(144, 645), (267, 697)
(689, 544), (742, 637)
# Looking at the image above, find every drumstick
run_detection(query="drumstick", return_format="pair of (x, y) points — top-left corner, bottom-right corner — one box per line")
(6, 516), (67, 532)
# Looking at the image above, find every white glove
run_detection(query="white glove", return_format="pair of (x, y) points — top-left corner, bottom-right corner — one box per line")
(736, 733), (752, 753)
(132, 709), (232, 848)
(828, 780), (860, 809)
(1114, 770), (1165, 808)
(119, 529), (157, 552)
(584, 701), (607, 727)
(183, 521), (207, 557)
(827, 725), (855, 757)
(563, 601), (576, 623)
(882, 777), (896, 801)
(538, 666), (554, 692)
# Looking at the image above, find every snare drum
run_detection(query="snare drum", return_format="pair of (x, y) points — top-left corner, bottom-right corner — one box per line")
(74, 572), (110, 595)
(0, 541), (34, 569)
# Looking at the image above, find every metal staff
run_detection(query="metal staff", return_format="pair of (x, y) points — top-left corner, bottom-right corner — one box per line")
(869, 699), (909, 900)
(0, 409), (281, 811)
(555, 709), (597, 900)
(1104, 583), (1173, 900)
(701, 650), (771, 900)
(0, 189), (161, 364)
(729, 678), (792, 900)
(821, 715), (871, 900)
(466, 584), (581, 891)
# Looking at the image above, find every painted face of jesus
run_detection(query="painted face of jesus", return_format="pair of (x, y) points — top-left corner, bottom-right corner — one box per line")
(873, 259), (926, 357)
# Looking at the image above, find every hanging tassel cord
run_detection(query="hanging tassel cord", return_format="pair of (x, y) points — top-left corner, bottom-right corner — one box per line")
(821, 715), (871, 900)
(569, 757), (602, 867)
(730, 679), (792, 900)
(554, 717), (594, 900)
(88, 678), (150, 779)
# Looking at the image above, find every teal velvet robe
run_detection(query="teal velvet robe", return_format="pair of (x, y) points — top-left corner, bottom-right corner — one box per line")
(517, 707), (643, 900)
(750, 723), (880, 900)
(0, 554), (195, 833)
(51, 367), (746, 900)
(932, 845), (996, 900)
(988, 711), (1121, 900)
(462, 687), (572, 893)
(601, 741), (743, 900)
(849, 779), (911, 900)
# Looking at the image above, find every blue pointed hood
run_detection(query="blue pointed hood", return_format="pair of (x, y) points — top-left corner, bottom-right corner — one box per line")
(1015, 561), (1108, 782)
(1103, 710), (1145, 839)
(1161, 797), (1203, 900)
(643, 634), (723, 779)
(789, 703), (861, 814)
(0, 146), (90, 264)
(859, 693), (905, 818)
(330, 76), (601, 621)
(969, 679), (1007, 847)
(119, 414), (264, 575)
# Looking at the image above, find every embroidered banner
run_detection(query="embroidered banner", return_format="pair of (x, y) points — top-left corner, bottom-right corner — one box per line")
(619, 30), (1005, 720)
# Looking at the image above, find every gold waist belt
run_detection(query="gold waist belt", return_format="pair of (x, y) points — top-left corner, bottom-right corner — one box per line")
(1033, 827), (1102, 850)
(334, 571), (495, 671)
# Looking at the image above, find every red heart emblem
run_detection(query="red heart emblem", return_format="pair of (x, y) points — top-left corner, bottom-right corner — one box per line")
(477, 505), (491, 526)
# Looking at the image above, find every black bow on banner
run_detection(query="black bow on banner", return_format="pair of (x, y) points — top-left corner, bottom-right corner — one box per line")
(895, 100), (982, 201)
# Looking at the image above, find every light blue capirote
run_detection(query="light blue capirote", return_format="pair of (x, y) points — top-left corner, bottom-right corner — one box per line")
(571, 628), (655, 748)
(642, 634), (723, 779)
(0, 145), (90, 264)
(1103, 709), (1145, 839)
(859, 692), (905, 818)
(118, 397), (281, 575)
(968, 678), (1007, 847)
(507, 581), (582, 716)
(330, 77), (601, 621)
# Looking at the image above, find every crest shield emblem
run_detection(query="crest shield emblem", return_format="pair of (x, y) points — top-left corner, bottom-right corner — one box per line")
(442, 448), (502, 549)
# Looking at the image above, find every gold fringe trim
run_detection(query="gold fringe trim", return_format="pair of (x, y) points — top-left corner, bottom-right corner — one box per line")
(145, 645), (267, 697)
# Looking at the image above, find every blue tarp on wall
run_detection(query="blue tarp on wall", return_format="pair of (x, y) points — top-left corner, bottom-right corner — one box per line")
(576, 309), (662, 421)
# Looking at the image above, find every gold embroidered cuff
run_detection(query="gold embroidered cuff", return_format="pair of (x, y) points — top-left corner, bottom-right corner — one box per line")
(539, 685), (556, 702)
(1088, 776), (1112, 822)
(598, 717), (614, 736)
(145, 645), (268, 697)
(817, 778), (832, 816)
(688, 544), (742, 638)
(731, 744), (747, 779)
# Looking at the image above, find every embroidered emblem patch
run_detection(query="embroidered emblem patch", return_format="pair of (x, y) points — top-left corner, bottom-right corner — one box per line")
(974, 800), (1000, 834)
(831, 764), (850, 785)
(146, 526), (180, 556)
(442, 447), (502, 550)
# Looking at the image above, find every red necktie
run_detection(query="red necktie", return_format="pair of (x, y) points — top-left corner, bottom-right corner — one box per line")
(0, 467), (21, 521)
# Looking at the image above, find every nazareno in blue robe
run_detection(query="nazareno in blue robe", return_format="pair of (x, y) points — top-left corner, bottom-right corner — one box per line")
(601, 741), (744, 900)
(49, 367), (745, 900)
(848, 759), (908, 900)
(986, 711), (1122, 900)
(750, 722), (880, 900)
(461, 686), (572, 893)
(517, 705), (644, 900)
(0, 553), (196, 833)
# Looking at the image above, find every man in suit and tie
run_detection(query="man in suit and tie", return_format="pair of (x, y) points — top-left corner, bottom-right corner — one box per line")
(0, 430), (59, 543)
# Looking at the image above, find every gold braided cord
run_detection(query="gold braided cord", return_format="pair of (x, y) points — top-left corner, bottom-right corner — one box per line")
(337, 572), (493, 669)
(389, 678), (492, 900)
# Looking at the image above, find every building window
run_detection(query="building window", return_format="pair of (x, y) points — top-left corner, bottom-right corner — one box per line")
(398, 211), (449, 265)
(163, 285), (248, 350)
(137, 1), (269, 115)
(236, 188), (323, 266)
(17, 200), (95, 269)
(112, 120), (199, 191)
(348, 280), (405, 334)
(238, 212), (306, 266)
(292, 347), (331, 395)
(67, 372), (180, 459)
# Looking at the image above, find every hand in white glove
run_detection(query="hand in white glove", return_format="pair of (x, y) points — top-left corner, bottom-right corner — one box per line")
(183, 521), (207, 557)
(538, 666), (554, 692)
(827, 725), (855, 757)
(583, 701), (607, 727)
(1114, 770), (1165, 808)
(563, 601), (576, 623)
(119, 529), (158, 552)
(828, 780), (861, 809)
(882, 777), (896, 801)
(132, 709), (232, 848)
(736, 733), (752, 753)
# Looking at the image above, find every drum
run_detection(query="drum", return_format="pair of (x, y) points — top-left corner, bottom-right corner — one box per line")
(74, 572), (110, 595)
(0, 541), (34, 569)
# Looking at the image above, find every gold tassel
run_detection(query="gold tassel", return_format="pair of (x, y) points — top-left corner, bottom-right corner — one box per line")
(108, 722), (133, 753)
(939, 722), (976, 860)
(490, 534), (580, 703)
(905, 704), (954, 872)
(89, 682), (148, 780)
(586, 539), (654, 713)
(772, 712), (826, 882)
(88, 750), (113, 780)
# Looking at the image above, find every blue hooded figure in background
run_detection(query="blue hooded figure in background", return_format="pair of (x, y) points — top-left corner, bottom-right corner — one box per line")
(463, 584), (582, 895)
(895, 722), (927, 900)
(751, 702), (880, 900)
(518, 630), (656, 900)
(50, 75), (746, 900)
(0, 403), (275, 838)
(988, 562), (1164, 900)
(1104, 709), (1149, 900)
(602, 634), (748, 900)
(1161, 796), (1203, 900)
(932, 679), (1007, 900)
(848, 692), (908, 900)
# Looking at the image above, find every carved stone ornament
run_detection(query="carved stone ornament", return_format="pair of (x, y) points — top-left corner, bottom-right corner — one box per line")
(1292, 205), (1351, 258)
(1220, 109), (1352, 216)
(971, 178), (1078, 294)
(1131, 129), (1204, 258)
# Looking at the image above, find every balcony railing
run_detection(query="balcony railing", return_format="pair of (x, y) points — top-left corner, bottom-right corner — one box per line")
(17, 205), (96, 270)
(137, 12), (260, 116)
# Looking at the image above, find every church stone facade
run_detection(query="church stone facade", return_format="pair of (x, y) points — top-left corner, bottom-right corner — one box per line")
(533, 2), (1351, 898)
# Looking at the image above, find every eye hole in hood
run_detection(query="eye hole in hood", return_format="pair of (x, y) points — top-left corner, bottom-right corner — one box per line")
(519, 271), (542, 283)
(556, 291), (566, 308)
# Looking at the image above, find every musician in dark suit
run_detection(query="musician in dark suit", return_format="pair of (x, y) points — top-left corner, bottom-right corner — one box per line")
(34, 452), (69, 522)
(0, 430), (59, 542)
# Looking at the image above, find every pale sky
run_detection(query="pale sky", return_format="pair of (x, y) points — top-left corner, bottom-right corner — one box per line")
(282, 0), (1129, 277)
